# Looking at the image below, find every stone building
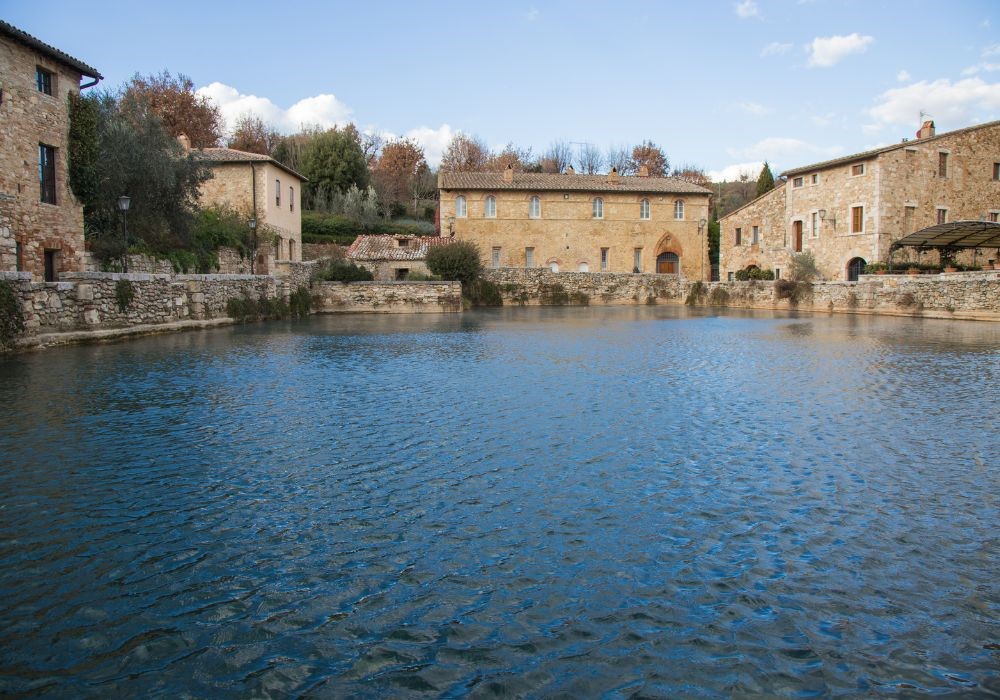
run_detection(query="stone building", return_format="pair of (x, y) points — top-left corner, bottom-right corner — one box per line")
(0, 20), (102, 280)
(720, 120), (1000, 281)
(346, 234), (448, 280)
(438, 166), (712, 278)
(187, 141), (306, 269)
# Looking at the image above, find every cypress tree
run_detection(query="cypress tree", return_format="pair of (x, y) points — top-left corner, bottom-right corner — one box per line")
(756, 161), (775, 197)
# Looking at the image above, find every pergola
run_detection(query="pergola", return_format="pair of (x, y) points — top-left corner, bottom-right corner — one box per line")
(889, 220), (1000, 269)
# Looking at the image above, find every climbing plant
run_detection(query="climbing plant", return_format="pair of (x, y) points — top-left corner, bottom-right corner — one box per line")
(0, 280), (26, 350)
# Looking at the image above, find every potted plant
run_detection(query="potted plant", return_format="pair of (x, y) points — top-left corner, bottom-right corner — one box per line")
(940, 247), (959, 273)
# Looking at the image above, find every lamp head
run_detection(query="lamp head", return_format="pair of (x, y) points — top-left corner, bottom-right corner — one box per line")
(117, 195), (131, 212)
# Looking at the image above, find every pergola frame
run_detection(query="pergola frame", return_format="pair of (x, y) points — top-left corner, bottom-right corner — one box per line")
(889, 221), (1000, 271)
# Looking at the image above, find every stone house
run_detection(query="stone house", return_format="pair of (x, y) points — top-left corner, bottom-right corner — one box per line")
(0, 20), (102, 280)
(720, 120), (1000, 281)
(438, 166), (713, 278)
(346, 234), (449, 280)
(186, 141), (306, 269)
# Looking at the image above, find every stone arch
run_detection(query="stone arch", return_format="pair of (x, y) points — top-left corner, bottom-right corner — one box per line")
(545, 258), (561, 273)
(654, 232), (684, 275)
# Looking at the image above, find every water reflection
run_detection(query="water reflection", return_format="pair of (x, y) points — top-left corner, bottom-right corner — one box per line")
(1, 307), (998, 697)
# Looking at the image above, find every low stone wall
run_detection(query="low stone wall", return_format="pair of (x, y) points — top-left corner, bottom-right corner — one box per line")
(313, 281), (462, 314)
(483, 268), (685, 305)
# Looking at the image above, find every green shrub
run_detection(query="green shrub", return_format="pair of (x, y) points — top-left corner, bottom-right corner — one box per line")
(313, 260), (374, 282)
(685, 280), (706, 305)
(708, 286), (730, 306)
(539, 282), (570, 305)
(114, 279), (135, 312)
(569, 291), (590, 305)
(789, 251), (819, 282)
(302, 212), (436, 246)
(405, 271), (442, 281)
(226, 292), (298, 322)
(0, 280), (26, 350)
(426, 241), (483, 286)
(289, 286), (312, 318)
(466, 279), (503, 306)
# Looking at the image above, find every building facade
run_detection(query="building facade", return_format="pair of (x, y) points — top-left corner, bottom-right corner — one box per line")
(439, 167), (712, 279)
(346, 234), (448, 280)
(721, 120), (1000, 281)
(0, 20), (102, 280)
(188, 144), (305, 267)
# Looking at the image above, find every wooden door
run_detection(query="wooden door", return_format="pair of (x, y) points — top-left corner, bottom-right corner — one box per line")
(793, 221), (803, 252)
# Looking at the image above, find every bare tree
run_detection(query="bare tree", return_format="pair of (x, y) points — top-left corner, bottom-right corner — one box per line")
(629, 140), (669, 177)
(576, 143), (605, 174)
(440, 133), (490, 172)
(539, 140), (572, 173)
(485, 142), (533, 171)
(606, 144), (632, 174)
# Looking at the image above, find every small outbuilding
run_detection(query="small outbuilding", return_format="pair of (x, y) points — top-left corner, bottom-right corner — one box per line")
(346, 234), (449, 280)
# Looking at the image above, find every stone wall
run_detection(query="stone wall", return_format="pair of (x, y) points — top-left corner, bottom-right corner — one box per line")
(483, 268), (685, 305)
(313, 281), (462, 314)
(302, 242), (344, 261)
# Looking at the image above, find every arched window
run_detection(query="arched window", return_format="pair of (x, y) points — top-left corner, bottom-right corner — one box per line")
(548, 260), (560, 273)
(847, 257), (867, 281)
(455, 195), (467, 218)
(578, 262), (589, 272)
(485, 195), (496, 218)
(674, 199), (684, 220)
(640, 198), (650, 220)
(593, 197), (604, 219)
(529, 196), (541, 219)
(656, 252), (680, 274)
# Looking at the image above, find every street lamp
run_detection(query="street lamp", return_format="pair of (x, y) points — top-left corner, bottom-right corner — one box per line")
(117, 195), (131, 273)
(698, 217), (708, 281)
(249, 217), (258, 274)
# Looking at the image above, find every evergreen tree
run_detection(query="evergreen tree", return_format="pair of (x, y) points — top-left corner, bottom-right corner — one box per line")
(756, 161), (775, 197)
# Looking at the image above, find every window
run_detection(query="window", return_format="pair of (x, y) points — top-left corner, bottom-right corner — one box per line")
(640, 198), (650, 220)
(485, 195), (496, 218)
(728, 271), (734, 282)
(455, 195), (467, 217)
(993, 163), (999, 180)
(394, 268), (409, 281)
(936, 208), (947, 225)
(36, 66), (53, 95)
(525, 247), (534, 268)
(39, 144), (56, 204)
(752, 225), (759, 245)
(44, 250), (57, 282)
(735, 227), (742, 246)
(811, 174), (819, 185)
(592, 197), (604, 219)
(633, 248), (642, 272)
(674, 199), (684, 220)
(529, 195), (541, 218)
(811, 211), (818, 238)
(851, 163), (865, 176)
(989, 212), (999, 222)
(938, 152), (948, 178)
(289, 186), (294, 211)
(600, 247), (609, 271)
(851, 206), (864, 233)
(792, 176), (804, 188)
(491, 246), (501, 268)
(775, 268), (781, 280)
(275, 179), (281, 206)
(15, 242), (23, 272)
(289, 240), (295, 260)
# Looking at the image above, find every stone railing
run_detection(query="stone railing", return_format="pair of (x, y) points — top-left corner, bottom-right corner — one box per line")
(312, 281), (462, 314)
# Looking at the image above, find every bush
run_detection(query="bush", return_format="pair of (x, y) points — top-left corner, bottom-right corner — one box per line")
(226, 292), (294, 322)
(466, 279), (503, 307)
(708, 286), (730, 306)
(115, 279), (135, 312)
(313, 260), (374, 282)
(302, 212), (437, 246)
(405, 272), (442, 281)
(289, 285), (312, 318)
(539, 282), (570, 305)
(685, 280), (706, 305)
(774, 279), (812, 305)
(733, 267), (774, 281)
(0, 280), (26, 350)
(789, 251), (819, 282)
(426, 241), (483, 286)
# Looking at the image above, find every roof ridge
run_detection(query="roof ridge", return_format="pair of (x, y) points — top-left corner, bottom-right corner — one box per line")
(0, 19), (102, 80)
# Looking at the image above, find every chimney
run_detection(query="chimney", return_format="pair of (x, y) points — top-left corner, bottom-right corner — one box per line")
(638, 165), (649, 177)
(503, 163), (514, 182)
(177, 133), (191, 150)
(566, 165), (576, 175)
(916, 120), (935, 140)
(607, 166), (619, 183)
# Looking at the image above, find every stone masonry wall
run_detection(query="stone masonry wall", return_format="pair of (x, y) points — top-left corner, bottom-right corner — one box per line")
(483, 268), (685, 305)
(313, 281), (462, 314)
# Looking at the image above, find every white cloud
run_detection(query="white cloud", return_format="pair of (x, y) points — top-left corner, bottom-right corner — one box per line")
(896, 69), (911, 82)
(728, 137), (842, 162)
(738, 101), (772, 116)
(707, 161), (765, 182)
(198, 82), (456, 167)
(962, 45), (1000, 75)
(735, 0), (759, 18)
(868, 77), (1000, 127)
(806, 33), (874, 67)
(810, 112), (836, 128)
(761, 41), (793, 57)
(525, 7), (540, 21)
(983, 44), (1000, 58)
(197, 82), (352, 133)
(982, 19), (992, 29)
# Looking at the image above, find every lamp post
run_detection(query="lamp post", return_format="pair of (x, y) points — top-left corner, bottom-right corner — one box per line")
(698, 217), (708, 281)
(117, 195), (131, 273)
(249, 217), (258, 274)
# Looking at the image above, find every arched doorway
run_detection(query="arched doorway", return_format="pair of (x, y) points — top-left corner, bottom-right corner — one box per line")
(847, 257), (867, 281)
(656, 252), (680, 274)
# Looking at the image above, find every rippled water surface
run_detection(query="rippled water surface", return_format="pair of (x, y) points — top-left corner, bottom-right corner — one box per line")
(1, 307), (999, 697)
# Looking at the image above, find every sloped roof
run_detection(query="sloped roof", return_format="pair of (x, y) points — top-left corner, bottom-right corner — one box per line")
(0, 20), (102, 80)
(783, 120), (1000, 177)
(346, 234), (450, 261)
(439, 171), (711, 195)
(190, 147), (307, 181)
(890, 220), (1000, 250)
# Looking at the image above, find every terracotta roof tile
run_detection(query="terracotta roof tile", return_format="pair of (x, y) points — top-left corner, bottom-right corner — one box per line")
(190, 147), (307, 181)
(439, 171), (711, 195)
(346, 234), (449, 261)
(0, 20), (102, 80)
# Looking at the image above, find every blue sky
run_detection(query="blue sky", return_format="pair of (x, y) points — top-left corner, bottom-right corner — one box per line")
(5, 0), (999, 177)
